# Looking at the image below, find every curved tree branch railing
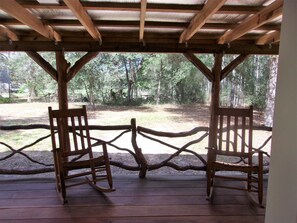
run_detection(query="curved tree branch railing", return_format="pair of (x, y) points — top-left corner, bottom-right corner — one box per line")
(0, 123), (139, 175)
(0, 121), (272, 177)
(137, 125), (209, 173)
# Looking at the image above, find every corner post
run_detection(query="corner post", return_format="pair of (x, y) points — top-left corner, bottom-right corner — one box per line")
(56, 51), (69, 110)
(208, 53), (223, 148)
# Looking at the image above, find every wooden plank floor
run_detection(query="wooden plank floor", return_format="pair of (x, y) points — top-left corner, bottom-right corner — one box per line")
(0, 175), (267, 223)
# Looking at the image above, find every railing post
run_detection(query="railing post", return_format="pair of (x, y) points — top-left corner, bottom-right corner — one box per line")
(131, 118), (147, 178)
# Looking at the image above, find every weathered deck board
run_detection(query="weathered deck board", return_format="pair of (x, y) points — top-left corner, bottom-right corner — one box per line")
(0, 175), (267, 223)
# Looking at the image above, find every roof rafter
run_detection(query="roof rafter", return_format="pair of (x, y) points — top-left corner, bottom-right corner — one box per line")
(218, 0), (283, 44)
(0, 25), (19, 41)
(0, 0), (61, 41)
(139, 0), (147, 42)
(64, 0), (102, 43)
(179, 0), (227, 43)
(256, 30), (280, 45)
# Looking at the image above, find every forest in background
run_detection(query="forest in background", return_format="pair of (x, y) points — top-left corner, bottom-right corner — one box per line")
(0, 52), (278, 113)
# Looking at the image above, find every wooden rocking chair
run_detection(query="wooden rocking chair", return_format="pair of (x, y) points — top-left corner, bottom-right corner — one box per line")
(206, 106), (263, 205)
(48, 106), (114, 204)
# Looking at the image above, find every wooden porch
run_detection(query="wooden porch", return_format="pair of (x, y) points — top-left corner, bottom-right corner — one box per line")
(0, 175), (267, 223)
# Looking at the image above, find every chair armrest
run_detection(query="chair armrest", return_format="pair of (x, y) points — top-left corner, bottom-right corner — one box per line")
(252, 150), (264, 168)
(51, 147), (61, 152)
(205, 147), (215, 151)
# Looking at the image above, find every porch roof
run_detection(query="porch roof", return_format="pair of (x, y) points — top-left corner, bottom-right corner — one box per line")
(0, 0), (282, 54)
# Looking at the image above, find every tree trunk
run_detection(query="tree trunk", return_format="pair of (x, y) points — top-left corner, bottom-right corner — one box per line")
(264, 56), (278, 127)
(122, 57), (132, 102)
(156, 59), (163, 105)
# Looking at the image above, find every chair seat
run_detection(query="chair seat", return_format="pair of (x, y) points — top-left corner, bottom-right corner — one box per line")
(213, 160), (259, 172)
(64, 156), (106, 170)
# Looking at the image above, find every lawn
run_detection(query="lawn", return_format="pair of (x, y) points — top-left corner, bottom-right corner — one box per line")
(0, 102), (271, 176)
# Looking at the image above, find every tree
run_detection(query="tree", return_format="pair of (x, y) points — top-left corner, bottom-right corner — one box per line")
(9, 52), (56, 102)
(264, 56), (278, 127)
(220, 55), (271, 110)
(118, 54), (145, 103)
(69, 53), (113, 105)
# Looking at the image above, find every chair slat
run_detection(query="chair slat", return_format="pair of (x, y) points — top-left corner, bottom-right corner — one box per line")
(226, 115), (231, 152)
(234, 116), (238, 153)
(241, 116), (246, 153)
(77, 115), (86, 151)
(71, 116), (78, 152)
(218, 114), (223, 152)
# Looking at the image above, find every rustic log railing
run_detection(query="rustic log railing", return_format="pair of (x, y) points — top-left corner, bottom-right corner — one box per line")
(137, 125), (209, 173)
(0, 120), (272, 177)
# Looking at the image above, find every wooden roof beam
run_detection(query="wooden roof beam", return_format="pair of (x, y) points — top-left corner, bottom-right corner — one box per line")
(183, 53), (213, 81)
(221, 54), (250, 80)
(67, 52), (99, 82)
(0, 41), (280, 55)
(0, 25), (19, 41)
(0, 0), (61, 42)
(139, 0), (147, 42)
(26, 51), (58, 81)
(179, 0), (227, 43)
(256, 30), (280, 45)
(64, 0), (102, 43)
(218, 0), (283, 44)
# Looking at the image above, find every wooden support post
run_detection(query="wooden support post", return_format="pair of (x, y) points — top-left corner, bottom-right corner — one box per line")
(208, 53), (223, 148)
(56, 51), (70, 110)
(131, 118), (147, 178)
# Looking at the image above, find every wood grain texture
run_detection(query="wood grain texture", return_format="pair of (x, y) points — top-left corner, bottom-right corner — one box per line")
(0, 175), (267, 222)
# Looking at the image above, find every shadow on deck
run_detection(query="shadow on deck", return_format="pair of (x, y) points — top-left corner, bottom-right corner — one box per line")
(0, 175), (267, 223)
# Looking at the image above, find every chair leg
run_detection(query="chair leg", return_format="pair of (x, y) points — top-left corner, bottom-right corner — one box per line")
(206, 166), (213, 199)
(258, 179), (263, 205)
(102, 143), (113, 189)
(247, 173), (250, 191)
(258, 169), (263, 205)
(258, 152), (264, 205)
(59, 175), (67, 204)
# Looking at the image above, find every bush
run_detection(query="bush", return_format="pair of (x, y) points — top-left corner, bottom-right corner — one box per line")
(0, 96), (13, 103)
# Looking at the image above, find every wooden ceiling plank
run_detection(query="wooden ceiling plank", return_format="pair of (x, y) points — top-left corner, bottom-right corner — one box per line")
(221, 54), (250, 80)
(0, 25), (19, 41)
(256, 30), (280, 45)
(1, 18), (281, 32)
(64, 0), (102, 43)
(67, 52), (99, 82)
(139, 0), (147, 42)
(179, 0), (227, 43)
(0, 0), (61, 41)
(218, 0), (283, 44)
(26, 51), (58, 81)
(19, 1), (265, 14)
(183, 53), (213, 81)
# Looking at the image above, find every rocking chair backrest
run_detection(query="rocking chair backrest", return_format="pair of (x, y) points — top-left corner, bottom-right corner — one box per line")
(214, 106), (253, 159)
(48, 106), (93, 160)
